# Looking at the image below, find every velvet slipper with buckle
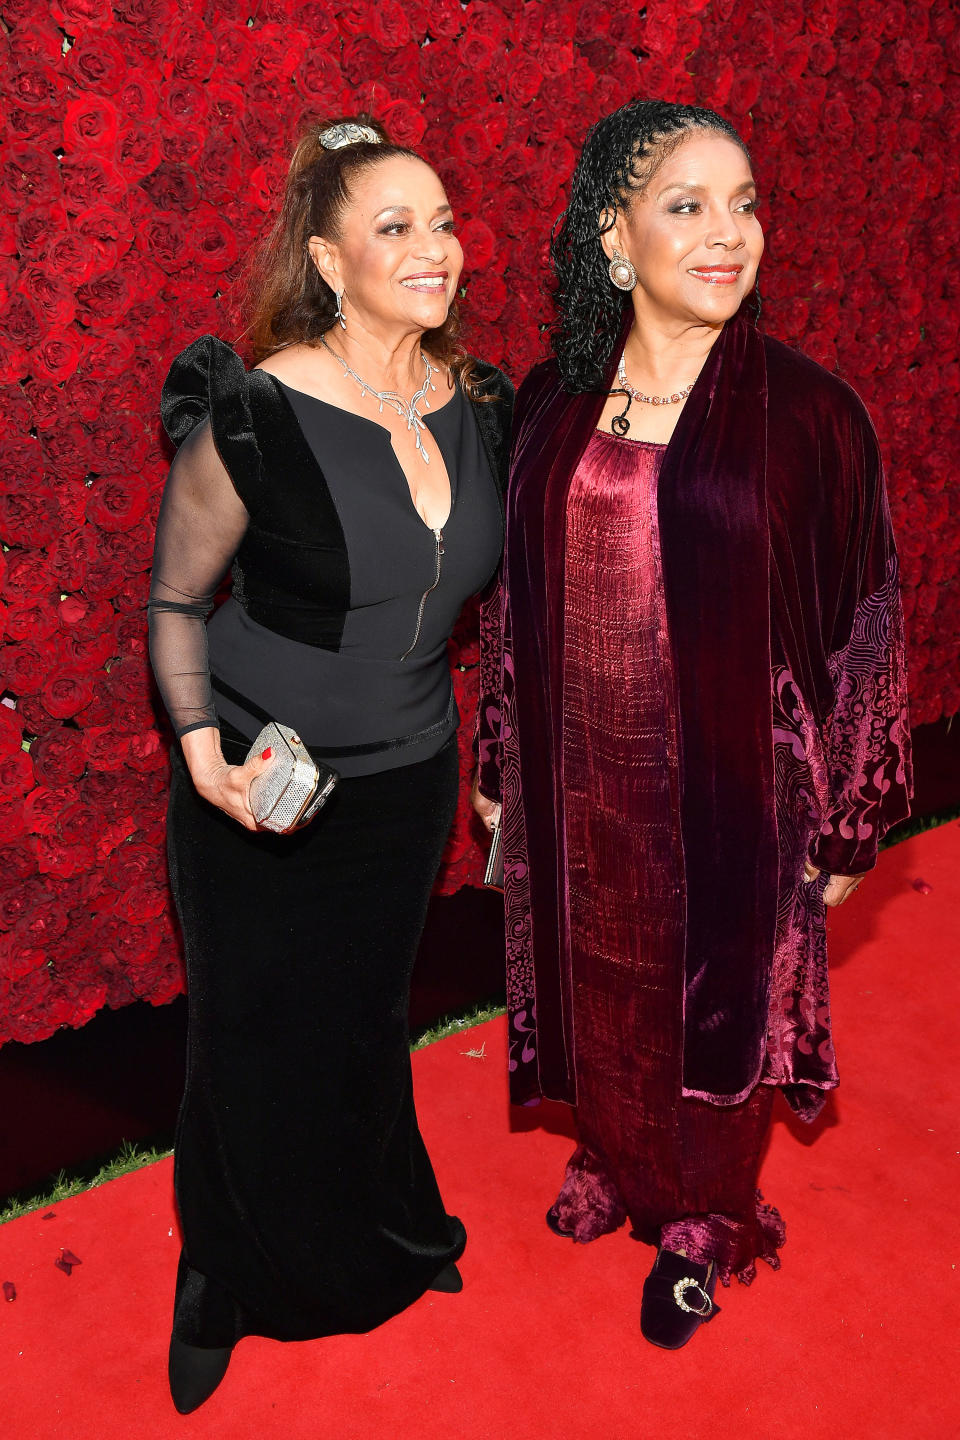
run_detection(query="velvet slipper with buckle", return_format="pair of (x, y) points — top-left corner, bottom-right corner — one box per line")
(640, 1248), (720, 1350)
(545, 1206), (575, 1239)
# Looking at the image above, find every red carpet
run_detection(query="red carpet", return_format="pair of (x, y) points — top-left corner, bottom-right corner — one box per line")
(2, 824), (956, 1439)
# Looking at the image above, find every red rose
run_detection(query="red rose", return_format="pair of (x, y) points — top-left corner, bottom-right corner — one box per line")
(74, 331), (136, 386)
(63, 94), (121, 155)
(22, 786), (74, 837)
(52, 0), (114, 26)
(293, 48), (344, 106)
(465, 272), (508, 324)
(74, 204), (136, 273)
(17, 202), (69, 260)
(0, 932), (48, 986)
(196, 134), (247, 204)
(116, 71), (160, 121)
(0, 751), (33, 802)
(65, 29), (127, 92)
(112, 0), (177, 28)
(190, 202), (240, 273)
(3, 61), (66, 113)
(58, 154), (122, 213)
(0, 143), (60, 212)
(140, 162), (201, 213)
(165, 19), (218, 82)
(459, 30), (499, 74)
(115, 124), (164, 181)
(447, 72), (490, 116)
(0, 293), (44, 351)
(33, 832), (93, 880)
(31, 727), (88, 786)
(136, 209), (188, 272)
(458, 217), (498, 272)
(463, 322), (505, 368)
(17, 266), (77, 329)
(420, 41), (459, 90)
(7, 19), (62, 64)
(42, 229), (105, 287)
(248, 22), (306, 82)
(29, 331), (83, 384)
(3, 642), (48, 695)
(0, 703), (23, 753)
(128, 731), (167, 773)
(505, 53), (544, 106)
(0, 486), (63, 550)
(41, 671), (96, 721)
(380, 100), (427, 149)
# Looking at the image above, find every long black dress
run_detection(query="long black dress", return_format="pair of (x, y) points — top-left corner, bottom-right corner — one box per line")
(149, 336), (511, 1344)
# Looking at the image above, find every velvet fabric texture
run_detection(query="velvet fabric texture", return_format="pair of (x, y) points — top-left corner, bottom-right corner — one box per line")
(167, 733), (465, 1345)
(546, 431), (782, 1284)
(476, 316), (912, 1119)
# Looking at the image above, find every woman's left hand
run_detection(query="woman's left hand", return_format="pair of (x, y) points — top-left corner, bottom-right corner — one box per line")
(803, 861), (864, 907)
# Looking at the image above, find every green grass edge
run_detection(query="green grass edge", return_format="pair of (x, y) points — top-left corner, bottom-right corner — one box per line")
(0, 1002), (506, 1226)
(3, 809), (955, 1226)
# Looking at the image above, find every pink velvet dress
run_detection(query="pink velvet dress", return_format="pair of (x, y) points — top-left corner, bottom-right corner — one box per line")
(551, 429), (784, 1283)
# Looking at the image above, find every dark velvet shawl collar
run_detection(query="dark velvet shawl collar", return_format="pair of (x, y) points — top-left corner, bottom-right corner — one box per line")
(507, 315), (777, 1105)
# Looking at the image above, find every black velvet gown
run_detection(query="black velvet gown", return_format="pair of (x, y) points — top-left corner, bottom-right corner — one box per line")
(150, 336), (511, 1344)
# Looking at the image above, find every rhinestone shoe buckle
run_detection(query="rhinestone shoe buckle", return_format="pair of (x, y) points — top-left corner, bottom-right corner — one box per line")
(672, 1276), (714, 1317)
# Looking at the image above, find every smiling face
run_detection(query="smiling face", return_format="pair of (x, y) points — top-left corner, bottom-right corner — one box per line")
(308, 154), (462, 340)
(602, 131), (764, 328)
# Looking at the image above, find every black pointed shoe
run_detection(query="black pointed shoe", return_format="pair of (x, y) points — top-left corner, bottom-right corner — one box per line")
(640, 1248), (720, 1350)
(428, 1261), (464, 1293)
(168, 1335), (232, 1414)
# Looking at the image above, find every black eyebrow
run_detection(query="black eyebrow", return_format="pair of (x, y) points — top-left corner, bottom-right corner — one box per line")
(657, 180), (757, 198)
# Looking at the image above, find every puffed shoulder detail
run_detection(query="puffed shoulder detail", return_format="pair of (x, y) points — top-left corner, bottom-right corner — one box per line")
(160, 334), (264, 507)
(468, 358), (516, 407)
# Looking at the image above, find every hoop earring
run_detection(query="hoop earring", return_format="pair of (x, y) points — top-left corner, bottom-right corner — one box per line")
(608, 249), (637, 292)
(335, 288), (346, 330)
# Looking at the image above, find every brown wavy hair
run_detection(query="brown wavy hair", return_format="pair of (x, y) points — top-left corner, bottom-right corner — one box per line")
(245, 114), (489, 395)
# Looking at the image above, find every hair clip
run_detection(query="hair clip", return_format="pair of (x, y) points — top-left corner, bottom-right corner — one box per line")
(318, 122), (381, 151)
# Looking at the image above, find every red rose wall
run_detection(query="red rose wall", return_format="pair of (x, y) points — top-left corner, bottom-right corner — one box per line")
(0, 0), (957, 1044)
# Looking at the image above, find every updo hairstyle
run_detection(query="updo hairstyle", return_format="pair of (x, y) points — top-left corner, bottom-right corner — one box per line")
(246, 114), (468, 380)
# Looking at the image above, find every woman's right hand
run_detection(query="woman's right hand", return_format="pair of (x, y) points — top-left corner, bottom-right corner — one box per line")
(180, 727), (272, 831)
(470, 771), (501, 834)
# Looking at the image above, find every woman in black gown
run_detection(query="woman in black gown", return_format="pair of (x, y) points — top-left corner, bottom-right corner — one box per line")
(149, 115), (512, 1413)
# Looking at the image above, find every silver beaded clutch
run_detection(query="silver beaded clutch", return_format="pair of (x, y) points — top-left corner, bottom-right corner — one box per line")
(245, 722), (338, 834)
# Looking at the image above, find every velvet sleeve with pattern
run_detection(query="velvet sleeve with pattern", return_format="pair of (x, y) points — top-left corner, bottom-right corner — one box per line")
(808, 414), (912, 876)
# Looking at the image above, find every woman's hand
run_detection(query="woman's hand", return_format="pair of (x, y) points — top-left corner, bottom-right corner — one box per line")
(470, 772), (501, 834)
(181, 727), (272, 831)
(803, 860), (864, 907)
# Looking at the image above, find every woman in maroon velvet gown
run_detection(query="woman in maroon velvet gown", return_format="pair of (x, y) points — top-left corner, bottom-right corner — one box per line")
(473, 100), (911, 1349)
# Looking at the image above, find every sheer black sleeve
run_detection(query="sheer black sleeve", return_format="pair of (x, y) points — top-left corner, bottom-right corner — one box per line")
(148, 418), (249, 737)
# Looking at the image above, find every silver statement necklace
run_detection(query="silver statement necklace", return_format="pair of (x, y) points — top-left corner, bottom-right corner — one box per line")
(321, 337), (438, 463)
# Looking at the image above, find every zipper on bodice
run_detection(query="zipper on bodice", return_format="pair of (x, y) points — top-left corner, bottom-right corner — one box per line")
(400, 528), (444, 661)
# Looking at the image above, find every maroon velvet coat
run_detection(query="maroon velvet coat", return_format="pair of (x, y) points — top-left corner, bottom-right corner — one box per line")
(476, 316), (911, 1121)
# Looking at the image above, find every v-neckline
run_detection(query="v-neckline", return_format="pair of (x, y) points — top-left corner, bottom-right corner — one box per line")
(272, 375), (456, 534)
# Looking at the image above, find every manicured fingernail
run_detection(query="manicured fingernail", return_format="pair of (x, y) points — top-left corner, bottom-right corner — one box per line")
(261, 747), (272, 760)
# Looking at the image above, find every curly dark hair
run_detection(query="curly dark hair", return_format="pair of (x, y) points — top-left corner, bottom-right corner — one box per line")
(550, 99), (752, 392)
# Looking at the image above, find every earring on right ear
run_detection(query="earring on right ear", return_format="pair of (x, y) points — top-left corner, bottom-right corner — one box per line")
(608, 248), (638, 292)
(334, 288), (346, 330)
